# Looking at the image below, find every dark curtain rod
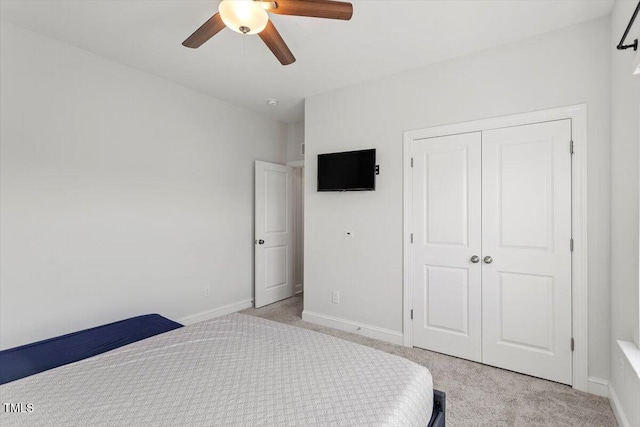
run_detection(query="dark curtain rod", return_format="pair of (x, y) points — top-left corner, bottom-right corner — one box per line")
(618, 1), (640, 51)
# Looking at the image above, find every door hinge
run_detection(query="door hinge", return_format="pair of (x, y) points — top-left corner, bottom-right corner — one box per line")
(410, 233), (414, 243)
(411, 158), (414, 168)
(411, 309), (414, 320)
(570, 140), (574, 155)
(570, 238), (574, 252)
(571, 338), (574, 351)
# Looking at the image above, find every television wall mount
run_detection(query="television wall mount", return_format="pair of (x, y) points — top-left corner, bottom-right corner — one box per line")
(617, 1), (640, 51)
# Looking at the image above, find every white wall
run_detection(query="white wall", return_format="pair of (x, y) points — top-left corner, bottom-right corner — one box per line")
(304, 17), (611, 380)
(611, 0), (640, 352)
(0, 22), (286, 350)
(609, 1), (640, 425)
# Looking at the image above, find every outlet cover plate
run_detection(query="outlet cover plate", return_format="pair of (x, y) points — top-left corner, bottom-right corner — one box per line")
(332, 291), (340, 304)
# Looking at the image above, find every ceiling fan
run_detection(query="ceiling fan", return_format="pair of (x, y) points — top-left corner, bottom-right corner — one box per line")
(182, 0), (353, 66)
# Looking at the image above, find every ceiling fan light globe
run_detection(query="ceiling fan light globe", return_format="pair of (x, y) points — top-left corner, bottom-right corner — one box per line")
(219, 0), (269, 35)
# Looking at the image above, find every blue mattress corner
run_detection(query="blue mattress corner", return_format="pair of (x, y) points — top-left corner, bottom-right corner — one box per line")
(0, 314), (183, 385)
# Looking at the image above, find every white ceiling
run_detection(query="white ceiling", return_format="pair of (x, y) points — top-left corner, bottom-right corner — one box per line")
(0, 0), (613, 123)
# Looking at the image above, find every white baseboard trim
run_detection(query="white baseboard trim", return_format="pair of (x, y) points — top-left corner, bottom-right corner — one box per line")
(177, 299), (254, 326)
(609, 384), (630, 427)
(586, 376), (609, 397)
(302, 310), (404, 346)
(294, 284), (303, 294)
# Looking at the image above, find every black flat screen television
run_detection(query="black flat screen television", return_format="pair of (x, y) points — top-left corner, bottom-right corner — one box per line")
(317, 149), (376, 192)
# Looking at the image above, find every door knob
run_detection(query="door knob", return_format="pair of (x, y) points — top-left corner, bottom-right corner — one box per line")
(470, 255), (480, 263)
(483, 256), (493, 264)
(255, 239), (265, 245)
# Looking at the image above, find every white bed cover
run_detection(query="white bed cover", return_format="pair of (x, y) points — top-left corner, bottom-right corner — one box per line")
(0, 313), (432, 426)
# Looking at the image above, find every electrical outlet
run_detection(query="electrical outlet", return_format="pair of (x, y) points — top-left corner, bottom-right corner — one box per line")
(203, 285), (211, 298)
(332, 291), (340, 304)
(344, 230), (354, 237)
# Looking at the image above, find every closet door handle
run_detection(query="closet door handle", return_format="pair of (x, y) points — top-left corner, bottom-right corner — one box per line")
(470, 255), (480, 263)
(483, 256), (493, 264)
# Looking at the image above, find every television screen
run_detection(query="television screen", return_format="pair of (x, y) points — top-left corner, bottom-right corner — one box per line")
(317, 149), (376, 191)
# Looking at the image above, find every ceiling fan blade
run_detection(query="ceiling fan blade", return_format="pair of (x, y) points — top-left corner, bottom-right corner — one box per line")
(182, 13), (226, 48)
(259, 20), (296, 65)
(266, 0), (353, 20)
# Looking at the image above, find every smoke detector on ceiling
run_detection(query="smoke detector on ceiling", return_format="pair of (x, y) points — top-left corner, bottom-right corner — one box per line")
(267, 98), (279, 106)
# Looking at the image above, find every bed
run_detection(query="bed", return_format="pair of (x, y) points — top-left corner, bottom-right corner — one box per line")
(0, 313), (443, 426)
(0, 314), (183, 385)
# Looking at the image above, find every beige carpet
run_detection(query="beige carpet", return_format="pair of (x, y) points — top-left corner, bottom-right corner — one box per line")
(241, 295), (616, 427)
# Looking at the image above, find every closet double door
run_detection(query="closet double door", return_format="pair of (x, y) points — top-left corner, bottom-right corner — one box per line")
(411, 120), (572, 385)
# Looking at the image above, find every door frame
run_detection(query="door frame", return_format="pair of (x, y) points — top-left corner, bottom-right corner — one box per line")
(402, 104), (588, 392)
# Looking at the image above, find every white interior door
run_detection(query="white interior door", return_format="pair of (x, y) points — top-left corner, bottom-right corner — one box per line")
(411, 132), (483, 362)
(255, 161), (294, 308)
(481, 120), (572, 384)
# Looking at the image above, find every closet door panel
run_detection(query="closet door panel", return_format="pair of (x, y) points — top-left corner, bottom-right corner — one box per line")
(411, 132), (482, 362)
(481, 120), (572, 385)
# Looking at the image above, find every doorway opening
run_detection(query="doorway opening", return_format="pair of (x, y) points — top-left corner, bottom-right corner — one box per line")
(253, 160), (304, 309)
(292, 165), (305, 296)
